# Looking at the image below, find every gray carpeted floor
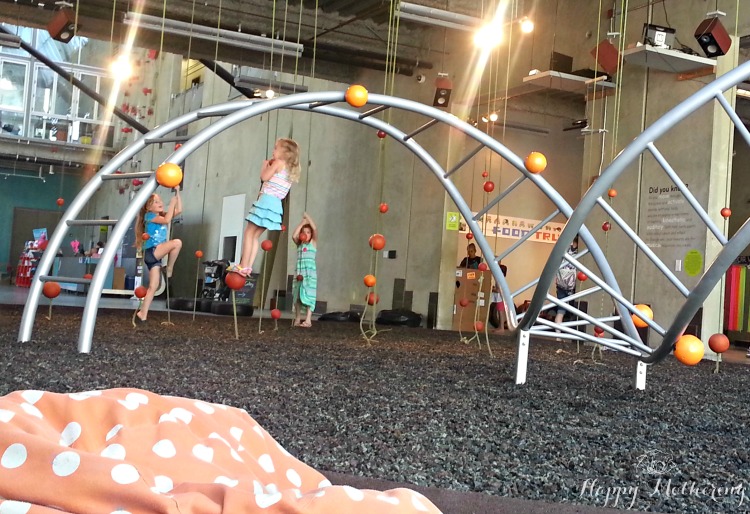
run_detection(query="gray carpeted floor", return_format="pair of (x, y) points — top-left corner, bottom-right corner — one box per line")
(2, 305), (747, 513)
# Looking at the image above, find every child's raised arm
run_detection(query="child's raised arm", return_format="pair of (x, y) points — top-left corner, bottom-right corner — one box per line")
(260, 158), (283, 182)
(303, 212), (318, 243)
(174, 189), (183, 216)
(292, 216), (306, 245)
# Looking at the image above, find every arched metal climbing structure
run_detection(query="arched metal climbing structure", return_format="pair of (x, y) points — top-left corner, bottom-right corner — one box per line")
(17, 59), (750, 391)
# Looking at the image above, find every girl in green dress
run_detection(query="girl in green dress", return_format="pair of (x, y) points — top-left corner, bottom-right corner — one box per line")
(292, 212), (318, 327)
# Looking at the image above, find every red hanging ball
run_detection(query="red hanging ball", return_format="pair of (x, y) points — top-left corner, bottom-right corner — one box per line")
(296, 274), (304, 282)
(56, 198), (64, 207)
(225, 272), (246, 290)
(478, 262), (488, 271)
(134, 285), (148, 299)
(483, 181), (495, 193)
(721, 207), (732, 218)
(481, 170), (489, 178)
(577, 271), (588, 281)
(195, 250), (204, 259)
(261, 240), (273, 251)
(465, 233), (473, 240)
(141, 233), (150, 241)
(271, 308), (282, 320)
(377, 130), (387, 139)
(42, 282), (61, 299)
(459, 298), (469, 307)
(602, 221), (611, 232)
(379, 203), (389, 214)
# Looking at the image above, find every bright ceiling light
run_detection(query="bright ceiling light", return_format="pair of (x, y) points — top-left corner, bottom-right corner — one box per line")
(264, 89), (276, 99)
(109, 54), (133, 81)
(474, 23), (503, 49)
(489, 112), (499, 122)
(520, 18), (535, 33)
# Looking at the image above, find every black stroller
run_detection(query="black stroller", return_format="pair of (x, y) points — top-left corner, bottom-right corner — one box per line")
(201, 259), (231, 301)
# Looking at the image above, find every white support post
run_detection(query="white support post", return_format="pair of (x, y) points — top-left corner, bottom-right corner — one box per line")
(515, 329), (530, 385)
(633, 360), (647, 390)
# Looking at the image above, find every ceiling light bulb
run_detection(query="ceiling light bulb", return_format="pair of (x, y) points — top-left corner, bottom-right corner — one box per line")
(520, 18), (534, 34)
(264, 89), (275, 99)
(481, 115), (489, 123)
(474, 24), (503, 49)
(489, 112), (499, 122)
(109, 55), (134, 81)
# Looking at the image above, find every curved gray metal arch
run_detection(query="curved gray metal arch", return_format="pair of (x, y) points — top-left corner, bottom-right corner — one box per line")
(20, 89), (633, 354)
(524, 59), (750, 364)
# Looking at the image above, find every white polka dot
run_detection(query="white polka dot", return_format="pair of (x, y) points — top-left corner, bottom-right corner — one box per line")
(0, 500), (31, 514)
(194, 401), (215, 414)
(343, 485), (365, 501)
(257, 453), (275, 473)
(152, 440), (177, 458)
(292, 489), (302, 499)
(318, 479), (332, 488)
(229, 427), (243, 441)
(20, 403), (42, 419)
(125, 392), (149, 405)
(411, 494), (430, 512)
(286, 468), (302, 487)
(192, 444), (214, 463)
(255, 492), (282, 508)
(0, 409), (15, 423)
(253, 480), (264, 495)
(59, 421), (82, 447)
(276, 442), (292, 457)
(109, 511), (131, 514)
(169, 407), (193, 424)
(158, 413), (178, 423)
(106, 424), (123, 441)
(151, 475), (174, 493)
(20, 390), (43, 404)
(214, 476), (239, 487)
(69, 390), (102, 401)
(265, 484), (279, 494)
(377, 494), (400, 505)
(111, 463), (140, 485)
(52, 450), (80, 477)
(252, 425), (265, 438)
(1, 443), (27, 469)
(100, 444), (126, 460)
(314, 490), (326, 498)
(230, 448), (243, 462)
(208, 432), (231, 447)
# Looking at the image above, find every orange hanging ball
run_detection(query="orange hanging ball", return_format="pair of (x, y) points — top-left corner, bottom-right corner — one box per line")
(225, 272), (246, 290)
(631, 304), (653, 328)
(369, 233), (386, 251)
(141, 233), (150, 241)
(195, 250), (203, 259)
(42, 281), (61, 299)
(608, 189), (618, 198)
(271, 308), (282, 320)
(56, 197), (64, 207)
(366, 292), (380, 305)
(524, 152), (547, 174)
(364, 274), (376, 287)
(708, 333), (730, 354)
(474, 321), (485, 332)
(345, 85), (369, 107)
(261, 240), (273, 251)
(155, 162), (183, 188)
(674, 334), (705, 365)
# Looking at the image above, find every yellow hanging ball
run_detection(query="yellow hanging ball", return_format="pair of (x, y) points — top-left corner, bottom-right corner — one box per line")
(631, 304), (653, 328)
(345, 85), (369, 108)
(156, 162), (183, 188)
(674, 334), (705, 366)
(524, 152), (547, 174)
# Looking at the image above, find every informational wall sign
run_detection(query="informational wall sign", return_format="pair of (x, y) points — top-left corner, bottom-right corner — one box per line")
(459, 213), (565, 244)
(445, 211), (460, 231)
(643, 184), (700, 250)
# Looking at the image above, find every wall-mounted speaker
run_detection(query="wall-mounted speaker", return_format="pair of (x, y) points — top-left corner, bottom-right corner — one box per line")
(590, 39), (620, 76)
(47, 8), (78, 44)
(433, 75), (452, 108)
(694, 17), (731, 58)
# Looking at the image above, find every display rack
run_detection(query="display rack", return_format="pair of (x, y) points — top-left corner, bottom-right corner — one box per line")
(622, 44), (715, 74)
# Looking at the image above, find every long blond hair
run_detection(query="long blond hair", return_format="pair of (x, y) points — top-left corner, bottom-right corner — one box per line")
(277, 138), (301, 182)
(134, 194), (163, 250)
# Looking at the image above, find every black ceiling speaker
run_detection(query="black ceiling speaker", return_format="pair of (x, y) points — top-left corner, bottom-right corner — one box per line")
(694, 17), (731, 58)
(47, 8), (78, 44)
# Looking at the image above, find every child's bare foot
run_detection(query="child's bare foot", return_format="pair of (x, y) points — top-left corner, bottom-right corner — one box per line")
(300, 320), (312, 328)
(136, 311), (147, 322)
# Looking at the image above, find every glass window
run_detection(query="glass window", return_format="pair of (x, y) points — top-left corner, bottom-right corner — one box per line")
(0, 23), (33, 57)
(34, 66), (55, 113)
(78, 73), (97, 119)
(0, 110), (24, 136)
(35, 29), (82, 64)
(0, 61), (27, 110)
(54, 76), (74, 116)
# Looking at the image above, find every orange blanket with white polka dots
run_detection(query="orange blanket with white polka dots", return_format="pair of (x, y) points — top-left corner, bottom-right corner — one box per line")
(0, 388), (442, 514)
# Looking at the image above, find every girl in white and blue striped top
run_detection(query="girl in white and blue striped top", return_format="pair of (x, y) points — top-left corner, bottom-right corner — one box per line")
(229, 138), (301, 277)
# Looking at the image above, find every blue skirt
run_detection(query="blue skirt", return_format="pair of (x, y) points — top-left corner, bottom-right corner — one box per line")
(246, 193), (283, 231)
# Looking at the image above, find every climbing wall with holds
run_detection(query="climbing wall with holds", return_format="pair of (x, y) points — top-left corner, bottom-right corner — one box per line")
(0, 388), (442, 513)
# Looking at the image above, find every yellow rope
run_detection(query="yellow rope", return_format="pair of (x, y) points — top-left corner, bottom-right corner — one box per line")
(610, 0), (628, 162)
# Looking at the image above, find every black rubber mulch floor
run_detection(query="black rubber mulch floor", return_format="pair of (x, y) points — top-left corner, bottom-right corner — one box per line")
(2, 305), (747, 514)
